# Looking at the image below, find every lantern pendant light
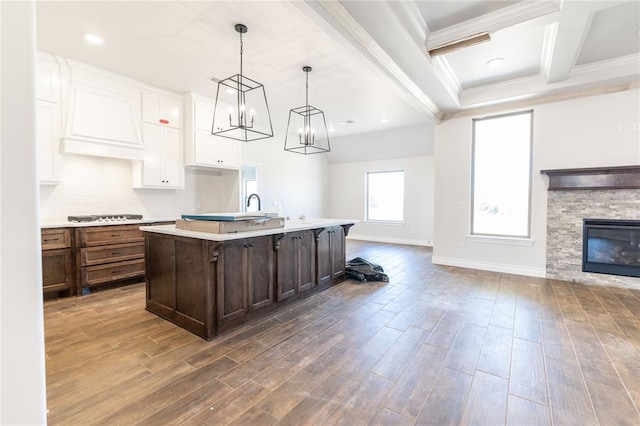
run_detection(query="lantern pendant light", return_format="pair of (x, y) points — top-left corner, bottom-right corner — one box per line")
(212, 23), (273, 142)
(284, 66), (330, 155)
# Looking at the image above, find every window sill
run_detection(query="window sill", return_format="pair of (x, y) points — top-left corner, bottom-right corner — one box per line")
(364, 220), (405, 226)
(467, 235), (534, 246)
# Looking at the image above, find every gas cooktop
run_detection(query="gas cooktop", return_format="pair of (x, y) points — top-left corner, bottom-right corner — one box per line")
(67, 214), (143, 223)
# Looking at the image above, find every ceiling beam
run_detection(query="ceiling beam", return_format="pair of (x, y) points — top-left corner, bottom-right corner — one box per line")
(294, 0), (444, 122)
(541, 13), (594, 83)
(426, 0), (561, 51)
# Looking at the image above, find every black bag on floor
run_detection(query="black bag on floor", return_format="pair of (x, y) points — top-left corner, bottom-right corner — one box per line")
(345, 257), (389, 282)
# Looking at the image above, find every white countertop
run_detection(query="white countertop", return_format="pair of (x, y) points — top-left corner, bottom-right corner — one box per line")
(40, 218), (176, 229)
(140, 218), (357, 241)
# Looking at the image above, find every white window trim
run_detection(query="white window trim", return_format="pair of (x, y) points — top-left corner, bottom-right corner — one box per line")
(467, 234), (534, 246)
(471, 109), (533, 238)
(365, 169), (405, 223)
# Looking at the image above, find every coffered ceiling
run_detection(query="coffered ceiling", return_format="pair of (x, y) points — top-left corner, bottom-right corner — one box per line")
(36, 0), (640, 139)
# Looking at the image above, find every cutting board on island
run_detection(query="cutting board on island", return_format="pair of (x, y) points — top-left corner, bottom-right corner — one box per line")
(176, 212), (284, 234)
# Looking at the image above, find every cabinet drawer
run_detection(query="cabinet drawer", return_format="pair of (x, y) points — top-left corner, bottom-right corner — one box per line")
(78, 225), (144, 247)
(81, 259), (145, 287)
(41, 228), (71, 250)
(80, 242), (145, 266)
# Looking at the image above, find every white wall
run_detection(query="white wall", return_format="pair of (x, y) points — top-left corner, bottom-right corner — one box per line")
(326, 122), (434, 164)
(242, 136), (330, 219)
(1, 1), (48, 422)
(326, 122), (435, 245)
(433, 89), (640, 277)
(40, 154), (234, 221)
(329, 156), (435, 246)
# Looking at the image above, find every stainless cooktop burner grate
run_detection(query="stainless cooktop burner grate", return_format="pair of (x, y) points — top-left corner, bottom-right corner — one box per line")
(67, 214), (143, 223)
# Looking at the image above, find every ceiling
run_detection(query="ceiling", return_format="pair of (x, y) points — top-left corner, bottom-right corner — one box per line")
(36, 0), (640, 141)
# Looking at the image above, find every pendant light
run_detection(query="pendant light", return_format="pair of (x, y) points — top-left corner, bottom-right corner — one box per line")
(212, 23), (273, 142)
(284, 66), (330, 154)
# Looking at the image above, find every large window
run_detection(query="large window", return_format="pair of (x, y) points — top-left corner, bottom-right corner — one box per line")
(472, 110), (532, 237)
(366, 170), (404, 222)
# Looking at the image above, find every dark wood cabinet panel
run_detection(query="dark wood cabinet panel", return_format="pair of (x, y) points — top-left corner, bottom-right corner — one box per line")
(217, 240), (247, 324)
(146, 234), (175, 309)
(247, 236), (274, 311)
(276, 231), (315, 301)
(217, 236), (274, 327)
(317, 226), (345, 289)
(175, 239), (208, 323)
(146, 234), (214, 339)
(42, 248), (73, 293)
(41, 228), (74, 295)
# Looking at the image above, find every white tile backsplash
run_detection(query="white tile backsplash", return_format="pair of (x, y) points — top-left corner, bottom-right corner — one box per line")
(39, 154), (229, 221)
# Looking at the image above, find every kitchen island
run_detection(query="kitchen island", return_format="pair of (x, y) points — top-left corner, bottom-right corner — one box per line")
(141, 219), (355, 340)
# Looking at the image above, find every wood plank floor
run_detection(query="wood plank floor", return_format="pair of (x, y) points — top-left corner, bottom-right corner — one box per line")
(44, 240), (640, 425)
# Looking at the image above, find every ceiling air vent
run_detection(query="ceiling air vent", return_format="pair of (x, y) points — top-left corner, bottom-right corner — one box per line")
(428, 32), (491, 58)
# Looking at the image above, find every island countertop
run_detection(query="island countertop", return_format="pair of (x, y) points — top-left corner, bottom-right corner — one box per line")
(140, 218), (357, 241)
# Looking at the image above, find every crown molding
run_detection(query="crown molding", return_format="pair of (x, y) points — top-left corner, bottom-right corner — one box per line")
(459, 53), (640, 108)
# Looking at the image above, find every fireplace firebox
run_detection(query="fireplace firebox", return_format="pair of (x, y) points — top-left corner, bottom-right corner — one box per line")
(583, 219), (640, 278)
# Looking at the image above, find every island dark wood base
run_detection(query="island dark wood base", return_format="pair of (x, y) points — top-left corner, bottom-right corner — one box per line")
(144, 224), (353, 340)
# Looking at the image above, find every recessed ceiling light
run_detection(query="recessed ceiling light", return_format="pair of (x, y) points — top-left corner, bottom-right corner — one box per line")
(487, 57), (504, 67)
(83, 33), (105, 45)
(340, 120), (355, 126)
(380, 118), (388, 124)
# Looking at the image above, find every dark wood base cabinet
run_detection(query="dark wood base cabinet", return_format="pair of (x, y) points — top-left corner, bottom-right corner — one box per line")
(41, 228), (74, 295)
(145, 224), (353, 340)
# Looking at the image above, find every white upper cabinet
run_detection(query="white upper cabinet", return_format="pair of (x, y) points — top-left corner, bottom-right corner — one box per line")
(142, 89), (183, 129)
(61, 59), (144, 160)
(37, 100), (62, 185)
(37, 53), (61, 104)
(184, 93), (241, 170)
(36, 52), (62, 185)
(132, 123), (184, 189)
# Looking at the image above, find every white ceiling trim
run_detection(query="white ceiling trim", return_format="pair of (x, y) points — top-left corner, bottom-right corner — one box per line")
(460, 53), (640, 108)
(541, 13), (594, 83)
(430, 56), (462, 107)
(307, 0), (444, 122)
(426, 0), (561, 50)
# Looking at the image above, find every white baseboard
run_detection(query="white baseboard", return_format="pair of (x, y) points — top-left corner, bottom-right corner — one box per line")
(347, 234), (433, 247)
(431, 256), (546, 278)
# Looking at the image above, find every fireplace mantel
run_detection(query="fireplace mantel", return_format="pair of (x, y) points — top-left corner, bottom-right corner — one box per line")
(540, 165), (640, 190)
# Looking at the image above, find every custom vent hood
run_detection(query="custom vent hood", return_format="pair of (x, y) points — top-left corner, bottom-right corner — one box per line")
(59, 58), (145, 161)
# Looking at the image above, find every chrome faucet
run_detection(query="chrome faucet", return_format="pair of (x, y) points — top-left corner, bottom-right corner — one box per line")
(247, 193), (261, 211)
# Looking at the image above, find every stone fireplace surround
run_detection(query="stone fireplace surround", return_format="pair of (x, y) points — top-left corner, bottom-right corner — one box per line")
(543, 166), (640, 290)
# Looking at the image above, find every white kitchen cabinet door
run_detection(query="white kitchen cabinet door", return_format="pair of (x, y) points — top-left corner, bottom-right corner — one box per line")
(184, 93), (241, 170)
(142, 89), (183, 129)
(193, 132), (241, 170)
(132, 123), (184, 189)
(37, 100), (61, 185)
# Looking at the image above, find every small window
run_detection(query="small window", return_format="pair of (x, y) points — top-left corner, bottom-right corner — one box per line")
(472, 110), (533, 237)
(366, 170), (404, 222)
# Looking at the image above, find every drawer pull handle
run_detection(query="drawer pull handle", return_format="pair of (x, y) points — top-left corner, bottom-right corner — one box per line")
(43, 238), (60, 242)
(112, 269), (124, 274)
(111, 234), (124, 237)
(112, 251), (125, 255)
